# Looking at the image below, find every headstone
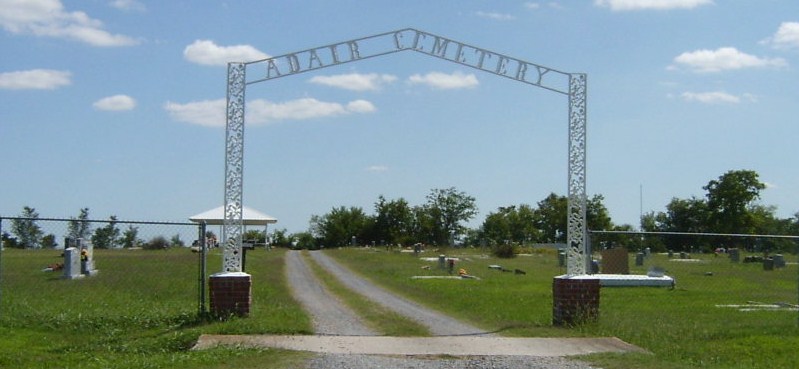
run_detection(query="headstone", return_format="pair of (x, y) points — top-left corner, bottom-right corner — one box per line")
(728, 248), (740, 263)
(773, 254), (785, 268)
(557, 251), (566, 267)
(438, 254), (446, 270)
(635, 252), (645, 266)
(679, 251), (688, 259)
(600, 247), (629, 274)
(763, 257), (774, 271)
(62, 247), (82, 279)
(667, 250), (674, 258)
(78, 239), (98, 276)
(644, 247), (651, 257)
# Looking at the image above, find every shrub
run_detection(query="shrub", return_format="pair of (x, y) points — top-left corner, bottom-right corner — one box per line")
(143, 236), (169, 250)
(491, 243), (517, 258)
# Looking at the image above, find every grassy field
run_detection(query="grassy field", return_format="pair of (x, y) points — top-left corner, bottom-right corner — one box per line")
(326, 247), (799, 369)
(0, 248), (311, 369)
(1, 246), (797, 368)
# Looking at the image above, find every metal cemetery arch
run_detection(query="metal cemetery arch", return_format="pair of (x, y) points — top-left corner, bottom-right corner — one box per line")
(222, 28), (588, 275)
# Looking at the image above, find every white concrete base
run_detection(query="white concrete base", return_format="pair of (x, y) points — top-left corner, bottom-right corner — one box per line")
(193, 335), (646, 356)
(577, 274), (675, 287)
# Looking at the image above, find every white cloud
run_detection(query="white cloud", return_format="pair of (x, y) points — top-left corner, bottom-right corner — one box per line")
(524, 2), (541, 10)
(762, 22), (799, 50)
(165, 97), (376, 127)
(346, 100), (377, 113)
(183, 40), (269, 66)
(476, 11), (515, 21)
(680, 91), (755, 104)
(0, 69), (71, 90)
(0, 0), (138, 46)
(595, 0), (713, 11)
(93, 94), (136, 111)
(309, 73), (397, 91)
(366, 165), (389, 172)
(669, 47), (787, 73)
(164, 99), (226, 127)
(408, 71), (479, 90)
(109, 0), (146, 12)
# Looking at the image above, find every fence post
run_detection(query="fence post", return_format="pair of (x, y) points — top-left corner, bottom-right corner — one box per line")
(199, 221), (207, 317)
(0, 217), (4, 313)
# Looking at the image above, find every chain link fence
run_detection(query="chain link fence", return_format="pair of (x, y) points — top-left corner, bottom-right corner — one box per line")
(0, 216), (209, 323)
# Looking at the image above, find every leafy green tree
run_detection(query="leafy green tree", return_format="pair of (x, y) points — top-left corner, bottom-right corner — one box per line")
(1, 232), (19, 249)
(410, 204), (438, 244)
(704, 169), (766, 235)
(655, 196), (709, 251)
(372, 195), (414, 245)
(41, 234), (58, 249)
(290, 231), (318, 250)
(587, 195), (613, 231)
(533, 193), (568, 243)
(244, 229), (265, 243)
(423, 187), (477, 245)
(311, 206), (372, 247)
(170, 234), (185, 247)
(481, 204), (539, 246)
(270, 228), (290, 247)
(532, 193), (614, 244)
(11, 206), (43, 249)
(91, 216), (120, 249)
(67, 208), (92, 241)
(120, 225), (140, 248)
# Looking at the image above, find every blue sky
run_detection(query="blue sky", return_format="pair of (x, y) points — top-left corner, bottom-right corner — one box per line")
(1, 0), (798, 233)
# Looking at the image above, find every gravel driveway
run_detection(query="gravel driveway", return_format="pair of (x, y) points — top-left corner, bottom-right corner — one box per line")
(282, 250), (602, 369)
(306, 250), (491, 336)
(284, 250), (376, 335)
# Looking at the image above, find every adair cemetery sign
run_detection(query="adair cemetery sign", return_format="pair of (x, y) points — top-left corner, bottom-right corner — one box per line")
(221, 28), (588, 275)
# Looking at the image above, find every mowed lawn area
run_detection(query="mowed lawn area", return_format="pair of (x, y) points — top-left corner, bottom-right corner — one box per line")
(1, 246), (797, 369)
(325, 247), (799, 369)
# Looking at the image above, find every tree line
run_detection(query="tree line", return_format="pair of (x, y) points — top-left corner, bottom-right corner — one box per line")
(5, 170), (797, 254)
(1, 208), (186, 250)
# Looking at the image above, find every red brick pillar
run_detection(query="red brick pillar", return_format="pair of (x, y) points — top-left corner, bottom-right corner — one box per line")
(553, 276), (600, 326)
(209, 272), (252, 318)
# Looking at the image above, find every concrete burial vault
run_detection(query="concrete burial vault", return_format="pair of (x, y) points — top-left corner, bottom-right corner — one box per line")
(210, 28), (591, 324)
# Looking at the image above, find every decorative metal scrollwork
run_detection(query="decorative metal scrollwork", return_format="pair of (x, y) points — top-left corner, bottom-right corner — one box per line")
(221, 30), (589, 276)
(223, 62), (246, 272)
(567, 73), (588, 275)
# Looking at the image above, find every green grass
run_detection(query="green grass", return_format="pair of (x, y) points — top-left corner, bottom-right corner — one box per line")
(0, 247), (311, 369)
(325, 247), (799, 369)
(301, 251), (430, 336)
(2, 246), (797, 368)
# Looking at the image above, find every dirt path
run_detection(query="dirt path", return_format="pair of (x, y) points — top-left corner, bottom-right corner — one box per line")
(284, 250), (376, 335)
(306, 250), (492, 336)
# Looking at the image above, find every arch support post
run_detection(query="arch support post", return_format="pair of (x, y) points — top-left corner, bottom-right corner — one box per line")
(223, 62), (246, 273)
(212, 62), (250, 319)
(566, 73), (588, 276)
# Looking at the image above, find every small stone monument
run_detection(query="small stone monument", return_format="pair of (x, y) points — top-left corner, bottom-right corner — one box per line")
(763, 257), (775, 271)
(600, 247), (629, 274)
(728, 248), (740, 263)
(78, 238), (98, 276)
(773, 254), (785, 268)
(62, 247), (82, 279)
(635, 252), (645, 266)
(557, 251), (566, 267)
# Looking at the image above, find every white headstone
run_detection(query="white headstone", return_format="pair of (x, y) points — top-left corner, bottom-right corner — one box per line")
(62, 247), (83, 279)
